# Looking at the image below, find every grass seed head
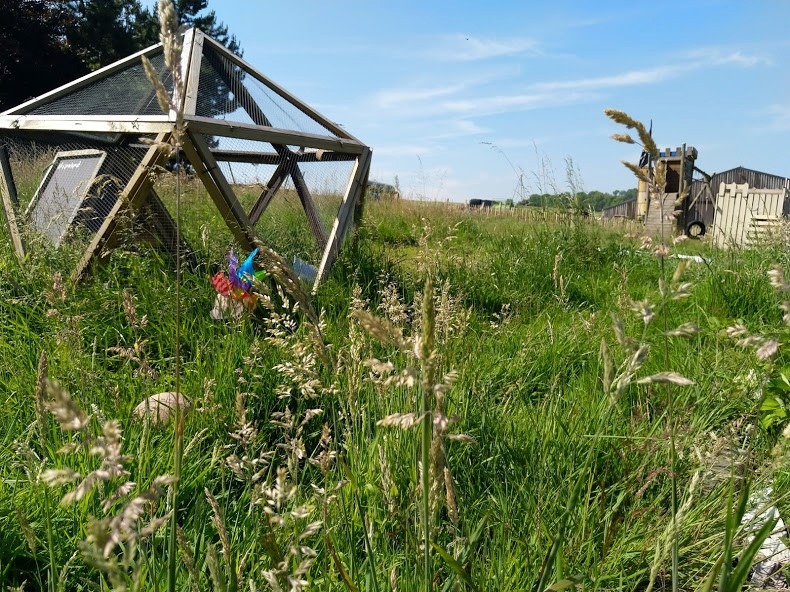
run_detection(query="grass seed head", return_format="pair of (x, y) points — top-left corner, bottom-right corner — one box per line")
(769, 265), (789, 292)
(611, 133), (636, 144)
(45, 380), (89, 432)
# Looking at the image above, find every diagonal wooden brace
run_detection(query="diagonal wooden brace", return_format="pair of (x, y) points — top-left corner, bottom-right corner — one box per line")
(73, 132), (171, 281)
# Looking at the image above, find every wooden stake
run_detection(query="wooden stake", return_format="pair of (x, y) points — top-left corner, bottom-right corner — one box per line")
(0, 144), (25, 260)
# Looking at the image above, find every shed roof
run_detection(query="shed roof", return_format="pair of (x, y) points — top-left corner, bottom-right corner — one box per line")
(692, 166), (790, 193)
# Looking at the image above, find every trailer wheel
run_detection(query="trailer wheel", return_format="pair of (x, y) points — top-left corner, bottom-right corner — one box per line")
(686, 220), (706, 238)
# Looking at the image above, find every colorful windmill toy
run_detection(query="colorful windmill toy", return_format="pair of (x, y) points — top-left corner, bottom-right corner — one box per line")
(211, 248), (266, 311)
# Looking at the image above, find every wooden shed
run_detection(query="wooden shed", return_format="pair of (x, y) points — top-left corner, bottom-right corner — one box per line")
(0, 27), (371, 289)
(687, 166), (790, 237)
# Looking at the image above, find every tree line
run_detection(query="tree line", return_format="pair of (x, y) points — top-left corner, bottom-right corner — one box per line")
(0, 0), (239, 111)
(516, 188), (637, 212)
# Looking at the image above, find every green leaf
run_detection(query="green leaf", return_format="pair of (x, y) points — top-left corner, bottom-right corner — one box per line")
(325, 532), (358, 592)
(728, 514), (779, 590)
(432, 542), (478, 592)
(760, 395), (787, 428)
(719, 482), (751, 590)
(700, 553), (724, 592)
(543, 574), (583, 592)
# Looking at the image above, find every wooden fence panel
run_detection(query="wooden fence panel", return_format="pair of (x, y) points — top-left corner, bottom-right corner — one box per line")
(712, 182), (787, 247)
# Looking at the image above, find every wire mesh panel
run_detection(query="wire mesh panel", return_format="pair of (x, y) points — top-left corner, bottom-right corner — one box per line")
(253, 180), (325, 267)
(295, 159), (355, 233)
(151, 174), (234, 262)
(201, 133), (357, 269)
(23, 52), (172, 117)
(0, 131), (152, 248)
(198, 46), (341, 139)
(195, 51), (255, 126)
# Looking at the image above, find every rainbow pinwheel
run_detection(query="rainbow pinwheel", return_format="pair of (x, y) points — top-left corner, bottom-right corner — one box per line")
(211, 248), (266, 309)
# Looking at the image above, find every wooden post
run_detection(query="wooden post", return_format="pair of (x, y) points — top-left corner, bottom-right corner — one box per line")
(180, 28), (204, 117)
(0, 144), (24, 260)
(313, 147), (371, 289)
(73, 132), (171, 280)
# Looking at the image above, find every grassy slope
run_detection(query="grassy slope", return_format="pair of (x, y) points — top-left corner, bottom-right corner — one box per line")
(0, 198), (788, 590)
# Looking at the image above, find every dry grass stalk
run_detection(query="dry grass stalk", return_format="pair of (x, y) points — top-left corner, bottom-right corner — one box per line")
(176, 526), (201, 592)
(45, 380), (89, 432)
(353, 269), (474, 581)
(251, 239), (327, 361)
(205, 488), (234, 583)
(15, 506), (36, 553)
(34, 350), (48, 444)
(141, 0), (183, 133)
(40, 379), (174, 586)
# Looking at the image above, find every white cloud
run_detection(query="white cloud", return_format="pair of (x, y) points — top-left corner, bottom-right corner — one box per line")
(427, 119), (491, 139)
(430, 34), (541, 61)
(373, 83), (469, 109)
(441, 90), (598, 116)
(427, 46), (768, 117)
(371, 66), (521, 111)
(681, 47), (770, 67)
(531, 48), (766, 94)
(531, 65), (686, 92)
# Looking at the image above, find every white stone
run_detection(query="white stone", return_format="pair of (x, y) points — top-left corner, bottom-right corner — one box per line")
(133, 392), (191, 425)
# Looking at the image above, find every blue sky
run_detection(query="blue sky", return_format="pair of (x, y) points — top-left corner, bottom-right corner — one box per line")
(179, 1), (789, 201)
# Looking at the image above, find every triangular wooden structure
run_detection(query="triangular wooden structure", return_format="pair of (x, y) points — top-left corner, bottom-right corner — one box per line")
(0, 28), (371, 289)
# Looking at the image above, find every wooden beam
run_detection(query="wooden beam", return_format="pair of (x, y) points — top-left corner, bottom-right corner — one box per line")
(201, 36), (360, 143)
(0, 145), (25, 260)
(186, 116), (365, 155)
(182, 131), (256, 251)
(213, 149), (358, 165)
(352, 151), (371, 233)
(314, 147), (371, 289)
(180, 28), (204, 117)
(0, 115), (174, 134)
(73, 132), (171, 280)
(248, 159), (290, 225)
(0, 145), (19, 209)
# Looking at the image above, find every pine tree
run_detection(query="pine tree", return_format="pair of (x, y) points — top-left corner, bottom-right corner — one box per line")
(0, 0), (241, 111)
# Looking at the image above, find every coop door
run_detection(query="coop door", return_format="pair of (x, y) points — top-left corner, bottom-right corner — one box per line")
(26, 150), (107, 247)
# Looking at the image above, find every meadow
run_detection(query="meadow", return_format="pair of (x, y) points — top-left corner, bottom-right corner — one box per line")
(2, 187), (790, 591)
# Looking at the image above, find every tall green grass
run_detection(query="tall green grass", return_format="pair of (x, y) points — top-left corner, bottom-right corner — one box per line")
(1, 191), (788, 590)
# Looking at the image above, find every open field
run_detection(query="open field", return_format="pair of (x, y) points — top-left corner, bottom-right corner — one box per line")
(1, 195), (790, 591)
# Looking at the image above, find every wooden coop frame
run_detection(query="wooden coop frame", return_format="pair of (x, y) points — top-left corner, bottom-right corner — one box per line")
(0, 28), (371, 290)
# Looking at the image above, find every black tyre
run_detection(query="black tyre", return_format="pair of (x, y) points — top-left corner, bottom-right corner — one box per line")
(686, 220), (706, 238)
